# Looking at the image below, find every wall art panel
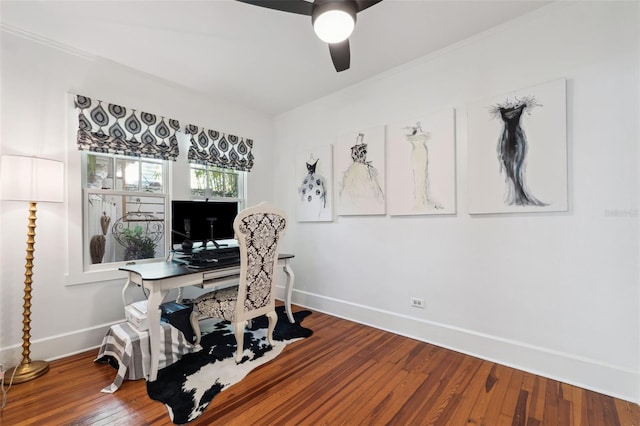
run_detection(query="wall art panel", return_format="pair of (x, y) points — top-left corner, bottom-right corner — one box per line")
(295, 145), (333, 222)
(335, 126), (386, 216)
(468, 78), (568, 214)
(387, 109), (456, 216)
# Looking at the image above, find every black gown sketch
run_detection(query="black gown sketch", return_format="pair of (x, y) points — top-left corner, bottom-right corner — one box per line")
(298, 158), (327, 217)
(404, 122), (442, 210)
(340, 133), (384, 207)
(490, 97), (547, 207)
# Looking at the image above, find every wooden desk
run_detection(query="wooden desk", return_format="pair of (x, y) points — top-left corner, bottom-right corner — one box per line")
(120, 253), (295, 382)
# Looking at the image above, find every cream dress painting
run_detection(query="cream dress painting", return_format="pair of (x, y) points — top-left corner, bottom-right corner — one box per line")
(335, 126), (386, 216)
(387, 109), (456, 216)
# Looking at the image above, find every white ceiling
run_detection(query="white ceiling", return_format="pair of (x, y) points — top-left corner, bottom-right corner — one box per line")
(1, 0), (550, 116)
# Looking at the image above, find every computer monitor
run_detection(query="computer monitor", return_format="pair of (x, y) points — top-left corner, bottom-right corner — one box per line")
(171, 200), (239, 249)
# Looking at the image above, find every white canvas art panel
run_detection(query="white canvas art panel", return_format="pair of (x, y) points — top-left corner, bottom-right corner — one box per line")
(387, 109), (456, 216)
(335, 126), (386, 215)
(468, 78), (568, 214)
(295, 145), (334, 222)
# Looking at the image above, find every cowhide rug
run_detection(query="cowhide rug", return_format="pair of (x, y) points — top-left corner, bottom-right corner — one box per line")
(147, 306), (312, 424)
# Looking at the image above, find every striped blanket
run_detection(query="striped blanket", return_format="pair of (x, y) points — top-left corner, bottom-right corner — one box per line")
(95, 321), (195, 393)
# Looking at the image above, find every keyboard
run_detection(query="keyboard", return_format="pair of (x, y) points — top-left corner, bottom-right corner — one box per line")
(178, 246), (240, 269)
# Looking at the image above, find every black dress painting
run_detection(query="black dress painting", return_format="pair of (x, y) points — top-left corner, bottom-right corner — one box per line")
(468, 79), (568, 214)
(490, 96), (547, 207)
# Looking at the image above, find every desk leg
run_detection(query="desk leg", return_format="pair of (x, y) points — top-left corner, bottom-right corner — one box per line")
(121, 275), (134, 307)
(283, 261), (295, 323)
(147, 288), (168, 382)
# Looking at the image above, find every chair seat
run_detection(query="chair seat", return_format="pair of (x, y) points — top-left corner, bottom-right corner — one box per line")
(194, 286), (239, 322)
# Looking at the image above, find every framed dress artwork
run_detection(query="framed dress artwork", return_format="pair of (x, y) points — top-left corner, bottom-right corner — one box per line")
(295, 145), (334, 222)
(467, 78), (568, 214)
(334, 125), (386, 216)
(387, 108), (456, 216)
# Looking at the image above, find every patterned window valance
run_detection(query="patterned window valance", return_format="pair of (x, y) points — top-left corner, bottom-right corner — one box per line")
(185, 124), (254, 172)
(74, 95), (181, 161)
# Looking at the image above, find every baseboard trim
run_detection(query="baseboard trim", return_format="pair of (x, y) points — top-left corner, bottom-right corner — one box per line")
(282, 287), (639, 404)
(0, 320), (122, 368)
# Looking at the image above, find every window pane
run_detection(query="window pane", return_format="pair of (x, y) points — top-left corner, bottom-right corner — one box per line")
(190, 165), (207, 197)
(116, 158), (140, 191)
(86, 193), (119, 264)
(141, 161), (163, 193)
(86, 154), (114, 189)
(87, 193), (166, 264)
(224, 172), (238, 197)
(207, 169), (225, 197)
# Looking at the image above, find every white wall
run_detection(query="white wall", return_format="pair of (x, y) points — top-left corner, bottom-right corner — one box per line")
(0, 29), (275, 365)
(274, 2), (639, 402)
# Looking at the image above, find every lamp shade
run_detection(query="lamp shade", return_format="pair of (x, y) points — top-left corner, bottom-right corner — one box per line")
(312, 2), (357, 44)
(0, 155), (64, 203)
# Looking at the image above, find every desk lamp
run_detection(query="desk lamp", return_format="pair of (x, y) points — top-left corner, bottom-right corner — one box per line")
(0, 155), (64, 383)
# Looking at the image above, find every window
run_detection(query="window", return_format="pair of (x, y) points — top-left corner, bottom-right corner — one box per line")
(189, 164), (244, 199)
(83, 152), (168, 269)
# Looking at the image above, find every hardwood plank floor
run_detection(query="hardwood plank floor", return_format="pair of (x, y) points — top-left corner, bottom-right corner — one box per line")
(1, 305), (638, 425)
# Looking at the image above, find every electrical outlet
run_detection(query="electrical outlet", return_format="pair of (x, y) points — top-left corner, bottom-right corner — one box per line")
(411, 297), (425, 309)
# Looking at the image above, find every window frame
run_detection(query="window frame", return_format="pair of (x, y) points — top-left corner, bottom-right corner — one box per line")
(81, 152), (170, 273)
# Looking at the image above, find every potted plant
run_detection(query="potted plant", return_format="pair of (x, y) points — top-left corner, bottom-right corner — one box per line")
(121, 225), (156, 260)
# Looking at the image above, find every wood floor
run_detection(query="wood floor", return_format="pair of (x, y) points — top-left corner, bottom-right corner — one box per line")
(1, 305), (638, 425)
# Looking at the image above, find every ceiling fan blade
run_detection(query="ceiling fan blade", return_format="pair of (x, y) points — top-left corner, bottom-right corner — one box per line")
(354, 0), (383, 13)
(329, 39), (350, 72)
(236, 0), (313, 15)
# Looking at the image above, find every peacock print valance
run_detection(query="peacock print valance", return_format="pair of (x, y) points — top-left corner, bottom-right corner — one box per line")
(74, 95), (181, 161)
(185, 124), (254, 172)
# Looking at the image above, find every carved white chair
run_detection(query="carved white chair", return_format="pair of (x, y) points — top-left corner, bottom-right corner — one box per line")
(189, 202), (288, 362)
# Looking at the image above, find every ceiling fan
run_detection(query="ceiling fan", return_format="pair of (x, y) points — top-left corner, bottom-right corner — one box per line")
(237, 0), (383, 72)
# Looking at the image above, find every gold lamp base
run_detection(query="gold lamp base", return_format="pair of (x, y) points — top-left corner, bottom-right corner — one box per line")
(5, 360), (50, 384)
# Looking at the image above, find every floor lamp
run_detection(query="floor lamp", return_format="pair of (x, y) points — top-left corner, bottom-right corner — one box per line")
(0, 155), (64, 383)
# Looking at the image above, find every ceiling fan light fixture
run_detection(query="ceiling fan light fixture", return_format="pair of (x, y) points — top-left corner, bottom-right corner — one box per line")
(312, 2), (357, 44)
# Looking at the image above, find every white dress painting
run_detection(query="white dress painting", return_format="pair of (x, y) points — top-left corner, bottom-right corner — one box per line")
(387, 109), (456, 215)
(295, 145), (333, 222)
(468, 78), (568, 214)
(335, 126), (386, 215)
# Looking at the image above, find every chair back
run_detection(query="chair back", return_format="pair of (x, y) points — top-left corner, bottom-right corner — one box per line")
(233, 202), (287, 321)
